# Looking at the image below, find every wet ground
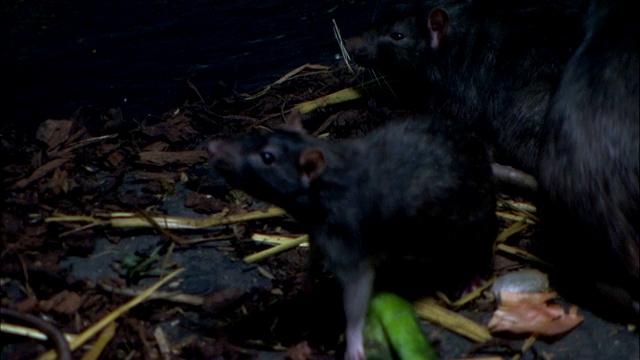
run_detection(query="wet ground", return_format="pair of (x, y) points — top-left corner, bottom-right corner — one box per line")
(2, 61), (639, 359)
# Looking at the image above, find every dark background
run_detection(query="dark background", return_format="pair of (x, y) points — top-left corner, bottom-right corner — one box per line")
(1, 0), (396, 134)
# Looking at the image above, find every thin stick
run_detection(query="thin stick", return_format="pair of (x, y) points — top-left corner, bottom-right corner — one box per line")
(80, 321), (117, 360)
(45, 207), (287, 230)
(244, 235), (309, 264)
(497, 244), (551, 267)
(414, 298), (492, 343)
(37, 268), (184, 360)
(496, 220), (529, 244)
(1, 308), (72, 360)
(0, 323), (76, 343)
(332, 18), (354, 73)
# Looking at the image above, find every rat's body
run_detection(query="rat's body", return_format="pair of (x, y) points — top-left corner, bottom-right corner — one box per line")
(345, 0), (585, 176)
(537, 0), (639, 320)
(208, 116), (497, 359)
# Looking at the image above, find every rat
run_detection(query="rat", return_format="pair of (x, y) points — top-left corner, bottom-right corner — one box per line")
(537, 0), (639, 321)
(208, 114), (498, 359)
(344, 0), (586, 177)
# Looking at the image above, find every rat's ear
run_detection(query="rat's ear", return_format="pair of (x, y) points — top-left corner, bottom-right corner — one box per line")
(299, 148), (326, 187)
(283, 110), (308, 134)
(427, 8), (451, 49)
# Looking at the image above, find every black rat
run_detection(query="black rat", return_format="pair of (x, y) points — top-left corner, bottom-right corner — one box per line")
(208, 114), (497, 359)
(344, 0), (585, 177)
(537, 0), (639, 320)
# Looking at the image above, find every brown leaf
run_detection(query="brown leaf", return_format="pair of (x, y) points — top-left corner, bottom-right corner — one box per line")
(106, 150), (125, 168)
(184, 191), (228, 214)
(137, 150), (208, 166)
(142, 141), (170, 152)
(11, 156), (73, 189)
(16, 297), (39, 313)
(201, 288), (245, 313)
(41, 167), (73, 195)
(141, 114), (199, 143)
(40, 290), (85, 315)
(35, 119), (74, 150)
(285, 341), (314, 360)
(488, 291), (584, 337)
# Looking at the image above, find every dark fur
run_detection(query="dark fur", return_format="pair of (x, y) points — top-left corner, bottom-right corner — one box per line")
(208, 116), (497, 357)
(537, 0), (639, 320)
(346, 0), (585, 176)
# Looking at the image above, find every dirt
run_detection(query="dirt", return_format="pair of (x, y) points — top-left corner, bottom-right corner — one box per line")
(1, 63), (638, 360)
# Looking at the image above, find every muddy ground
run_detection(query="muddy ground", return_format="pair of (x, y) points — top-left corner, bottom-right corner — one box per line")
(1, 63), (638, 359)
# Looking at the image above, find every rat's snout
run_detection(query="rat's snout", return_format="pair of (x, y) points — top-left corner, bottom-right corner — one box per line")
(208, 140), (228, 159)
(345, 36), (376, 66)
(207, 140), (238, 160)
(207, 139), (240, 182)
(207, 140), (236, 168)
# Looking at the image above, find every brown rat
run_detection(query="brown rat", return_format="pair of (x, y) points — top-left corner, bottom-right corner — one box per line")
(537, 0), (639, 321)
(344, 0), (585, 177)
(208, 114), (497, 359)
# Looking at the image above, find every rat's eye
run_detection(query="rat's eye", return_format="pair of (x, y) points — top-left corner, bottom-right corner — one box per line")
(260, 151), (275, 165)
(389, 32), (405, 41)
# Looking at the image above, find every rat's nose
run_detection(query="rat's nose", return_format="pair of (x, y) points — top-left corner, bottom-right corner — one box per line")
(208, 140), (224, 157)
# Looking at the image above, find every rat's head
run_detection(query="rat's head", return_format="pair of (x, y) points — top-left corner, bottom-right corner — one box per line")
(208, 127), (326, 207)
(345, 4), (455, 75)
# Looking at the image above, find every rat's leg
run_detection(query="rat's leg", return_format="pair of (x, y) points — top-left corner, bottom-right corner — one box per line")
(341, 265), (375, 360)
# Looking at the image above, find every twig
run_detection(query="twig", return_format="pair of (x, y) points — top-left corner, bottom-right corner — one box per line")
(242, 64), (331, 100)
(80, 321), (117, 360)
(187, 78), (206, 104)
(1, 307), (72, 360)
(45, 206), (287, 230)
(244, 235), (309, 264)
(134, 207), (190, 245)
(0, 323), (76, 343)
(414, 298), (492, 343)
(437, 277), (497, 308)
(332, 18), (354, 74)
(98, 280), (204, 306)
(292, 87), (363, 114)
(251, 233), (309, 247)
(496, 220), (530, 244)
(496, 211), (536, 224)
(37, 268), (184, 360)
(496, 244), (551, 267)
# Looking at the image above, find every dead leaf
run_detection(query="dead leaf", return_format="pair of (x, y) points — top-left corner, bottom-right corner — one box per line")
(488, 291), (584, 337)
(141, 115), (199, 143)
(106, 150), (125, 168)
(142, 141), (170, 152)
(184, 191), (228, 214)
(201, 288), (245, 313)
(36, 119), (74, 150)
(40, 290), (85, 315)
(16, 297), (39, 313)
(42, 167), (74, 195)
(285, 341), (313, 360)
(137, 150), (208, 166)
(11, 156), (73, 190)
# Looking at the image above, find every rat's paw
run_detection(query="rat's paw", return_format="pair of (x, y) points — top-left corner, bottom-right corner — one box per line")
(343, 346), (364, 360)
(344, 329), (365, 360)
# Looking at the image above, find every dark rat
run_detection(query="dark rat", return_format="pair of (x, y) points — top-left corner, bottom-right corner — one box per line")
(345, 0), (585, 177)
(208, 115), (497, 359)
(537, 0), (639, 321)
